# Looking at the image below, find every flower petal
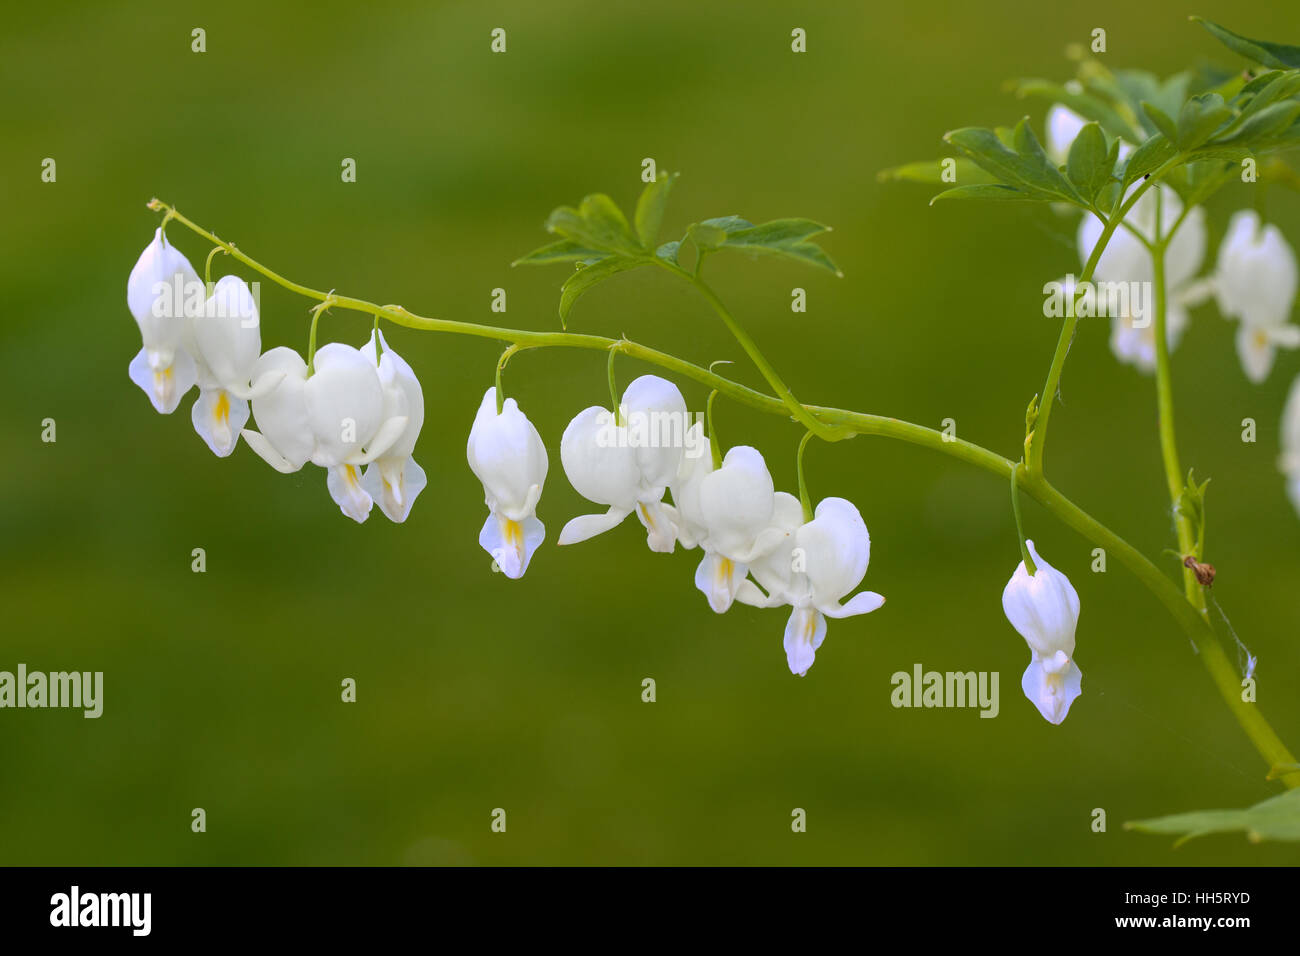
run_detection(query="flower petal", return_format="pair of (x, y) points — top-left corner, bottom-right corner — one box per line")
(1001, 539), (1080, 658)
(326, 464), (373, 523)
(479, 511), (545, 578)
(128, 346), (196, 414)
(362, 456), (428, 523)
(1021, 653), (1082, 725)
(190, 388), (249, 457)
(558, 508), (630, 546)
(693, 551), (747, 614)
(783, 606), (827, 677)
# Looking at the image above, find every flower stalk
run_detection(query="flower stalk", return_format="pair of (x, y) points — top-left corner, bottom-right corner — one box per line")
(145, 196), (1300, 788)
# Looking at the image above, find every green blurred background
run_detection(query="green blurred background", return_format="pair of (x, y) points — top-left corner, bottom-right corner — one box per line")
(3, 0), (1299, 865)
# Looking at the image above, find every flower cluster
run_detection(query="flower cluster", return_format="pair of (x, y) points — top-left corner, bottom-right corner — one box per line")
(467, 373), (887, 676)
(127, 230), (426, 523)
(127, 232), (886, 679)
(1050, 103), (1300, 382)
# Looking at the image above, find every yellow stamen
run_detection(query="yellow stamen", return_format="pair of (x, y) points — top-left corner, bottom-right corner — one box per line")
(716, 557), (734, 589)
(504, 518), (523, 548)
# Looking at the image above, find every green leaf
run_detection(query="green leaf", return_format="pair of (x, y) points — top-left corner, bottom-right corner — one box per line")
(929, 183), (1039, 203)
(545, 193), (642, 257)
(512, 238), (608, 266)
(698, 215), (754, 232)
(721, 218), (829, 245)
(1175, 93), (1233, 150)
(557, 257), (647, 326)
(1011, 79), (1141, 142)
(1126, 787), (1300, 845)
(655, 240), (681, 265)
(1236, 70), (1300, 118)
(1141, 102), (1178, 142)
(944, 117), (1085, 204)
(1175, 468), (1211, 556)
(633, 172), (677, 249)
(1120, 133), (1177, 188)
(1216, 99), (1300, 145)
(1066, 122), (1117, 202)
(1194, 17), (1300, 71)
(716, 218), (840, 275)
(686, 221), (727, 250)
(877, 158), (997, 185)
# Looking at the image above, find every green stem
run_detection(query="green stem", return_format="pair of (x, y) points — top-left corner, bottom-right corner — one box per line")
(796, 430), (816, 521)
(706, 390), (723, 469)
(495, 344), (524, 414)
(147, 198), (1299, 788)
(607, 345), (622, 425)
(204, 245), (224, 290)
(653, 257), (846, 441)
(1010, 462), (1037, 574)
(1151, 218), (1207, 614)
(1028, 167), (1171, 476)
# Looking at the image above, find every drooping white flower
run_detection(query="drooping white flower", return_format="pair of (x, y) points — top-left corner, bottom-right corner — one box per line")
(558, 374), (691, 553)
(1001, 540), (1082, 725)
(1279, 375), (1300, 517)
(669, 420), (713, 550)
(242, 347), (314, 473)
(241, 342), (408, 522)
(127, 228), (202, 413)
(1216, 210), (1299, 327)
(307, 343), (410, 522)
(674, 443), (787, 613)
(1109, 303), (1191, 373)
(466, 387), (548, 578)
(188, 276), (262, 457)
(1213, 210), (1300, 383)
(359, 330), (427, 522)
(739, 496), (885, 676)
(1078, 184), (1209, 373)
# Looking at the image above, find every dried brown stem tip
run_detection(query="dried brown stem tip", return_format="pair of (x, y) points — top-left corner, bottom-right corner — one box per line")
(1184, 555), (1216, 587)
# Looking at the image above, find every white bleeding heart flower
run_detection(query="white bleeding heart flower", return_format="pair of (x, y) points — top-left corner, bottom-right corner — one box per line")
(1213, 210), (1300, 383)
(740, 496), (885, 676)
(558, 374), (690, 553)
(1078, 184), (1210, 373)
(241, 342), (408, 523)
(1279, 375), (1300, 518)
(466, 386), (548, 578)
(305, 342), (410, 522)
(127, 228), (202, 413)
(188, 275), (264, 457)
(1001, 539), (1082, 725)
(669, 420), (713, 551)
(359, 330), (427, 522)
(1109, 302), (1191, 373)
(242, 347), (314, 474)
(677, 444), (786, 613)
(1216, 210), (1298, 327)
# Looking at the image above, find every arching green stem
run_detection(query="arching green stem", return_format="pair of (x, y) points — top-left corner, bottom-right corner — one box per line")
(1010, 463), (1037, 575)
(706, 389), (723, 469)
(145, 197), (1300, 788)
(796, 430), (816, 522)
